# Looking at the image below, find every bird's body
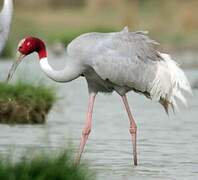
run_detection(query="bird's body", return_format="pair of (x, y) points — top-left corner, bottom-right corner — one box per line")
(69, 29), (158, 96)
(0, 0), (13, 53)
(41, 27), (191, 112)
(7, 27), (192, 166)
(68, 28), (158, 92)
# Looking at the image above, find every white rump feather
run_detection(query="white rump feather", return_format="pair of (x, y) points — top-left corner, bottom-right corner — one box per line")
(150, 53), (192, 113)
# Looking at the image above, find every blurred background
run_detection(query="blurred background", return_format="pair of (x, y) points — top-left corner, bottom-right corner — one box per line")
(1, 0), (198, 62)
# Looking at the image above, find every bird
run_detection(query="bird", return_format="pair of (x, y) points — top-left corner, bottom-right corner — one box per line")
(0, 0), (13, 53)
(6, 27), (192, 166)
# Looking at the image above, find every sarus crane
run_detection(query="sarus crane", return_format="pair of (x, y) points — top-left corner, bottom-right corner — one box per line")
(6, 27), (192, 166)
(0, 0), (13, 53)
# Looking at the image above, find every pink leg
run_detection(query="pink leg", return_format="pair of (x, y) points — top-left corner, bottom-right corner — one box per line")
(75, 93), (96, 165)
(122, 95), (137, 166)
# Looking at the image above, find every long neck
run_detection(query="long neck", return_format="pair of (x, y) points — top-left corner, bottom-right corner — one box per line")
(38, 48), (83, 83)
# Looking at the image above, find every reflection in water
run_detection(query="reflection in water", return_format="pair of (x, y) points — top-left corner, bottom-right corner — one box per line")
(0, 55), (198, 180)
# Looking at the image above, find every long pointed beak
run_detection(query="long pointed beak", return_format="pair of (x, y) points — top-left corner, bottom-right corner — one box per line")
(6, 52), (25, 83)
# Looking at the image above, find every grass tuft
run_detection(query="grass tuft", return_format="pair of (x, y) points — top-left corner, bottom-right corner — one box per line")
(0, 82), (56, 124)
(0, 150), (94, 180)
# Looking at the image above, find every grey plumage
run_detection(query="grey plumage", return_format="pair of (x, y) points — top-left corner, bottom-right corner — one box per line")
(66, 26), (191, 113)
(68, 27), (159, 94)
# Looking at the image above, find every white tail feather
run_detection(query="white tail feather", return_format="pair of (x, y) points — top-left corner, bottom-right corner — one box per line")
(150, 53), (192, 113)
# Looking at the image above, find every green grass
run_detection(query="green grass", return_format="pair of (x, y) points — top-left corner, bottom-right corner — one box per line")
(0, 150), (94, 180)
(0, 82), (56, 124)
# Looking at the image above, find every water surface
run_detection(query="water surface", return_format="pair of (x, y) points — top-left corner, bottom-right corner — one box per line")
(0, 54), (198, 180)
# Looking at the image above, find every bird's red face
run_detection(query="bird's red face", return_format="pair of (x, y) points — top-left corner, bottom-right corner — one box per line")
(17, 37), (37, 56)
(6, 37), (46, 82)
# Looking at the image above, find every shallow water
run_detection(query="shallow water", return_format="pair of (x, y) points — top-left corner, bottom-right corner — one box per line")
(0, 54), (198, 180)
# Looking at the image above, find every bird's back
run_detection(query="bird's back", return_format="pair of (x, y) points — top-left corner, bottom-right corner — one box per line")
(68, 27), (159, 59)
(67, 31), (114, 60)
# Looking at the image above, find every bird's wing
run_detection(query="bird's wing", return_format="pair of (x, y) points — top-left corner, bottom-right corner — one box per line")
(89, 30), (161, 93)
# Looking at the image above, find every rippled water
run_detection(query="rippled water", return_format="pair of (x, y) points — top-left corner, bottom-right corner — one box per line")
(0, 54), (198, 180)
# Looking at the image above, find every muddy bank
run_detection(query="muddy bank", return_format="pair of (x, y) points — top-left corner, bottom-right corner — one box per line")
(0, 82), (56, 124)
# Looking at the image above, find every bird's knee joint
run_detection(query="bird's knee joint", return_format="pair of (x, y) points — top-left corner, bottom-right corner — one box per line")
(82, 127), (91, 136)
(129, 125), (137, 134)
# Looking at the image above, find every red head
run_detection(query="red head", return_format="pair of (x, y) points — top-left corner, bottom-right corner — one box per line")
(17, 37), (47, 59)
(6, 37), (47, 82)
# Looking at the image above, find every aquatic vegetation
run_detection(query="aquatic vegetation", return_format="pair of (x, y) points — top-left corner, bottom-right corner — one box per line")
(0, 82), (56, 124)
(0, 150), (94, 180)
